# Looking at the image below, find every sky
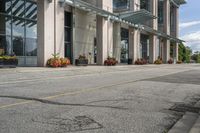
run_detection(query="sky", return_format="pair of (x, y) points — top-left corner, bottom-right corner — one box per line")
(179, 0), (200, 52)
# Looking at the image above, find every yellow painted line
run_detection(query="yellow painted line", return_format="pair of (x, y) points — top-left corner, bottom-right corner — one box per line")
(0, 79), (140, 110)
(0, 101), (32, 109)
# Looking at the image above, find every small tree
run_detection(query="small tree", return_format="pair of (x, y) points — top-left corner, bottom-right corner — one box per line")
(191, 51), (200, 63)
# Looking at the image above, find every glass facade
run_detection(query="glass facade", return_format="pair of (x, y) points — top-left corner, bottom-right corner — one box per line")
(158, 0), (164, 24)
(113, 0), (130, 11)
(0, 0), (37, 66)
(64, 12), (73, 64)
(140, 34), (149, 60)
(140, 0), (150, 11)
(121, 28), (129, 63)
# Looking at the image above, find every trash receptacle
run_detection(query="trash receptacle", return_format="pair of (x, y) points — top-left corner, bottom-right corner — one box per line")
(128, 58), (133, 65)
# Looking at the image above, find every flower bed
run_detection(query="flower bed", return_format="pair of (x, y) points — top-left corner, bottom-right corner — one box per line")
(154, 58), (163, 65)
(176, 60), (182, 64)
(135, 58), (147, 65)
(0, 56), (18, 68)
(168, 58), (173, 64)
(47, 53), (70, 68)
(75, 54), (88, 66)
(104, 57), (118, 66)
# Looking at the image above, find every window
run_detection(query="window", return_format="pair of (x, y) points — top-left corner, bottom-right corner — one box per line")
(158, 0), (164, 24)
(0, 0), (37, 58)
(140, 0), (150, 11)
(113, 0), (130, 11)
(64, 12), (73, 63)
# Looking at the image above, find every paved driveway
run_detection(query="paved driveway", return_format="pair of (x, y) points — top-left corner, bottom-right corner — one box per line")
(0, 64), (200, 133)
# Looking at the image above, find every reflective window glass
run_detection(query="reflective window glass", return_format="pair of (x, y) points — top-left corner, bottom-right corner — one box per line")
(158, 1), (164, 24)
(65, 12), (71, 26)
(25, 38), (37, 56)
(0, 35), (12, 55)
(65, 28), (71, 42)
(26, 20), (37, 38)
(0, 15), (11, 36)
(113, 0), (130, 10)
(0, 0), (11, 14)
(13, 36), (24, 56)
(12, 17), (25, 37)
(140, 0), (150, 11)
(25, 1), (37, 20)
(12, 0), (25, 17)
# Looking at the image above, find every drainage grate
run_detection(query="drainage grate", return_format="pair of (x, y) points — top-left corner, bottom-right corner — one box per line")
(170, 104), (200, 113)
(34, 115), (103, 132)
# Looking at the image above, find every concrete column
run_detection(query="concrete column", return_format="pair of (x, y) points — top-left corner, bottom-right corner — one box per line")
(162, 39), (170, 63)
(173, 7), (179, 61)
(129, 0), (140, 63)
(173, 43), (178, 61)
(149, 35), (157, 63)
(163, 0), (171, 63)
(37, 0), (64, 66)
(129, 27), (138, 63)
(130, 0), (140, 11)
(96, 0), (113, 65)
(113, 22), (121, 62)
(164, 0), (170, 35)
(55, 0), (65, 58)
(37, 0), (54, 66)
(149, 0), (158, 64)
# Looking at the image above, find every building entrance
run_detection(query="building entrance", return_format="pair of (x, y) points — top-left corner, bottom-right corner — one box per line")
(120, 28), (129, 63)
(0, 0), (37, 66)
(64, 11), (73, 64)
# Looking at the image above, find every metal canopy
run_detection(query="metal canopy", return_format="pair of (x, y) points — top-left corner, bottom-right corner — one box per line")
(60, 0), (183, 43)
(170, 0), (186, 7)
(60, 0), (115, 18)
(119, 9), (156, 24)
(173, 0), (186, 5)
(143, 25), (184, 43)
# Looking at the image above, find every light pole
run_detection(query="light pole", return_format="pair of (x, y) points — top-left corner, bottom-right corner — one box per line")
(54, 0), (57, 55)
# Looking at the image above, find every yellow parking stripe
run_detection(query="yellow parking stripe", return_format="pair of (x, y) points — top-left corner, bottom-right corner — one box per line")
(0, 79), (140, 110)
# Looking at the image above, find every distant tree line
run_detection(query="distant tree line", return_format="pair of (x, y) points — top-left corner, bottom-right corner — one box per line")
(178, 43), (200, 63)
(191, 51), (200, 63)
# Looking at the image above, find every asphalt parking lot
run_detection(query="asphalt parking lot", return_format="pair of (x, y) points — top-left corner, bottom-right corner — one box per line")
(0, 64), (200, 133)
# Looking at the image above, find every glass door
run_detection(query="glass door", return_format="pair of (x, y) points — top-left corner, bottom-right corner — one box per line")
(0, 0), (37, 66)
(120, 28), (129, 63)
(64, 11), (73, 64)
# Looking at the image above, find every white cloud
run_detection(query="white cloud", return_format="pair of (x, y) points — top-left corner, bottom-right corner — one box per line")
(180, 20), (200, 29)
(181, 31), (200, 52)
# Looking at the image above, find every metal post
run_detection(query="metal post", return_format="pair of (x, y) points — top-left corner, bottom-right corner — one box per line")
(54, 0), (56, 55)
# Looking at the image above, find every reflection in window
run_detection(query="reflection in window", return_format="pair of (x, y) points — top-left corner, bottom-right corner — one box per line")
(0, 35), (12, 55)
(0, 0), (11, 14)
(26, 38), (37, 56)
(0, 0), (37, 59)
(13, 37), (24, 56)
(25, 1), (37, 20)
(140, 0), (150, 11)
(12, 17), (25, 37)
(113, 0), (130, 10)
(158, 0), (164, 24)
(121, 28), (129, 63)
(12, 0), (25, 17)
(26, 20), (37, 38)
(0, 15), (11, 35)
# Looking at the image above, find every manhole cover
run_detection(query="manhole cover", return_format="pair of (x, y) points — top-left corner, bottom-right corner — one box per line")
(34, 115), (103, 132)
(170, 104), (200, 113)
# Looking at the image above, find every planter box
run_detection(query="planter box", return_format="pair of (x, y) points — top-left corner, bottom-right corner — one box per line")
(0, 58), (18, 68)
(75, 59), (88, 66)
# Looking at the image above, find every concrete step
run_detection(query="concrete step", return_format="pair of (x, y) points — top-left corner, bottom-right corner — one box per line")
(189, 116), (200, 133)
(168, 112), (199, 133)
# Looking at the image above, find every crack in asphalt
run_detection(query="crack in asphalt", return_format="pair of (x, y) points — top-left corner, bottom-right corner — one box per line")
(0, 95), (128, 110)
